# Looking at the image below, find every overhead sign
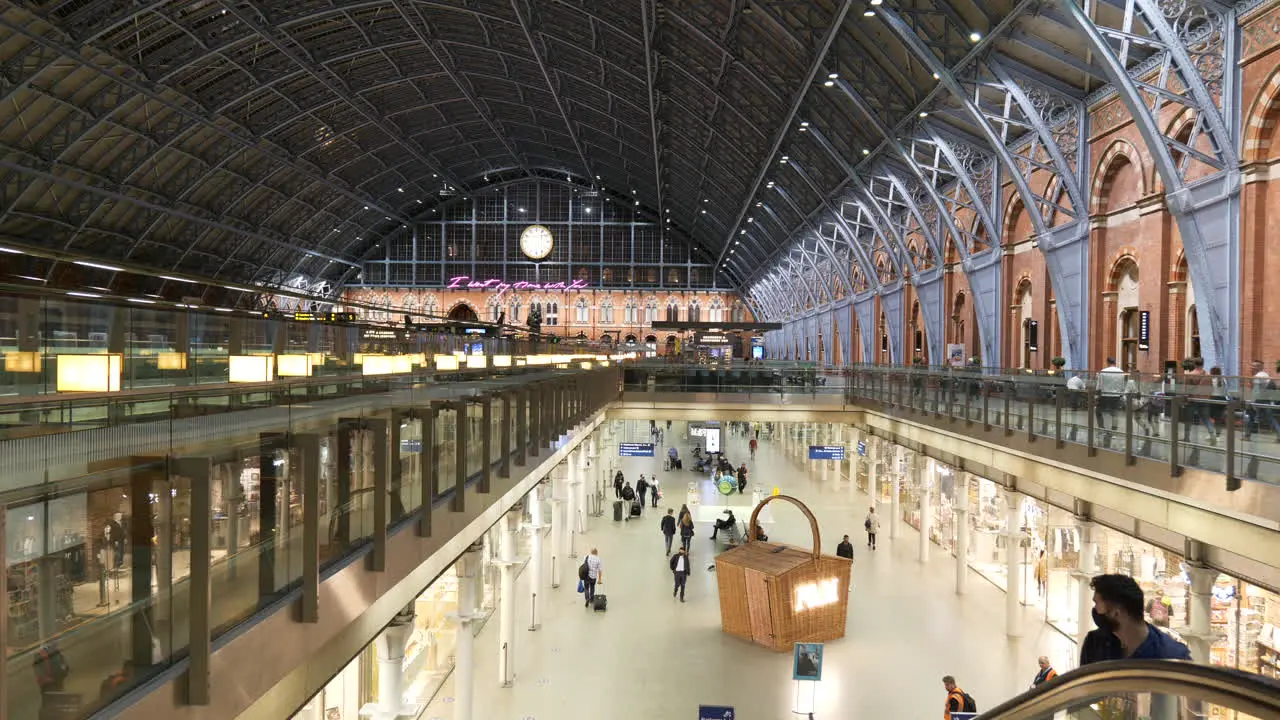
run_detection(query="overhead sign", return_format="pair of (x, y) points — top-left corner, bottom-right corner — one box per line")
(400, 439), (422, 453)
(856, 441), (867, 457)
(808, 445), (846, 461)
(619, 442), (655, 457)
(271, 311), (357, 323)
(695, 333), (730, 345)
(697, 706), (735, 720)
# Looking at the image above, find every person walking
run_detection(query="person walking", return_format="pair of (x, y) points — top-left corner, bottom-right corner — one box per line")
(649, 475), (661, 507)
(941, 676), (976, 720)
(678, 508), (695, 553)
(749, 436), (758, 459)
(669, 547), (691, 602)
(836, 534), (854, 560)
(660, 508), (677, 555)
(636, 475), (649, 508)
(613, 471), (624, 499)
(583, 548), (603, 609)
(736, 463), (748, 494)
(864, 506), (881, 549)
(1031, 656), (1057, 688)
(1096, 357), (1126, 431)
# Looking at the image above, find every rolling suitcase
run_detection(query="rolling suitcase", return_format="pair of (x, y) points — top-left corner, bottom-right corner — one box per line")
(593, 589), (607, 612)
(613, 500), (624, 522)
(675, 458), (683, 470)
(630, 500), (642, 517)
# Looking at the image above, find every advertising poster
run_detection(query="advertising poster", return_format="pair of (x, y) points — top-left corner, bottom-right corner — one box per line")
(792, 642), (824, 681)
(947, 343), (966, 367)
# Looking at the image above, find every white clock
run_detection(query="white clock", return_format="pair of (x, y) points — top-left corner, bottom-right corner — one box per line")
(520, 224), (554, 260)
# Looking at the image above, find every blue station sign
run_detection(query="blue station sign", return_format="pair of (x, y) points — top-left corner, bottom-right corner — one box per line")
(807, 445), (846, 461)
(698, 706), (735, 720)
(619, 442), (656, 457)
(857, 440), (867, 457)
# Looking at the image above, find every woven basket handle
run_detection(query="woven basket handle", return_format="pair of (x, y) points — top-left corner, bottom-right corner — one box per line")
(746, 494), (821, 562)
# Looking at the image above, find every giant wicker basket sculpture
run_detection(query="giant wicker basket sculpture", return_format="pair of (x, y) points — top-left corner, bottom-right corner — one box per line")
(714, 494), (853, 651)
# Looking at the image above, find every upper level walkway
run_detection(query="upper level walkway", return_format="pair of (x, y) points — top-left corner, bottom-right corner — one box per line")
(616, 361), (1280, 585)
(0, 362), (617, 720)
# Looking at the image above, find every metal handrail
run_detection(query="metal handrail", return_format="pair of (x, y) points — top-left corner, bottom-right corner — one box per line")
(976, 660), (1280, 719)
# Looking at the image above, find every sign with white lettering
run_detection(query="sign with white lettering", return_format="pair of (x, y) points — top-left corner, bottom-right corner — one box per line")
(807, 445), (845, 461)
(697, 706), (735, 720)
(619, 443), (655, 457)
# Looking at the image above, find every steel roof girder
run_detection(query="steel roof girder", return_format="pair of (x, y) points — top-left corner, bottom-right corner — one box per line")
(917, 124), (1003, 252)
(778, 162), (878, 289)
(714, 0), (854, 271)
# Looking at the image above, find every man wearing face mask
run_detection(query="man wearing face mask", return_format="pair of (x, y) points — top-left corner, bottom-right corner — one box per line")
(1080, 574), (1191, 665)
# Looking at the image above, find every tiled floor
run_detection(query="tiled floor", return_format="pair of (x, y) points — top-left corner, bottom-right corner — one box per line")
(420, 420), (1078, 720)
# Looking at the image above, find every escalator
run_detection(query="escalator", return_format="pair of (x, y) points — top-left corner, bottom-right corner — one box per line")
(974, 660), (1280, 719)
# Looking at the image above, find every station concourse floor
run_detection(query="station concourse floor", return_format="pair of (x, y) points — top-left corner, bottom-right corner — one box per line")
(419, 422), (1078, 720)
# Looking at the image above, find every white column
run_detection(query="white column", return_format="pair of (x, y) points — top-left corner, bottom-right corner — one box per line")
(955, 474), (970, 595)
(549, 464), (564, 588)
(567, 447), (583, 557)
(845, 426), (857, 488)
(889, 444), (902, 540)
(453, 543), (482, 720)
(1186, 563), (1217, 664)
(527, 484), (544, 631)
(577, 441), (590, 533)
(822, 424), (833, 484)
(1005, 490), (1023, 638)
(866, 434), (878, 505)
(362, 608), (416, 719)
(918, 456), (931, 563)
(497, 509), (519, 687)
(808, 424), (819, 474)
(1075, 521), (1097, 653)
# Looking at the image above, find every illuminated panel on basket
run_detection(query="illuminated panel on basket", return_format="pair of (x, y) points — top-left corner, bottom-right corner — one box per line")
(793, 578), (839, 612)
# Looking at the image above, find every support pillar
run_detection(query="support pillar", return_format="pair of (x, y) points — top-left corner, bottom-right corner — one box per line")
(955, 473), (970, 595)
(497, 509), (519, 688)
(1075, 518), (1097, 653)
(577, 439), (590, 532)
(822, 424), (833, 484)
(567, 446), (582, 559)
(866, 434), (878, 504)
(918, 456), (931, 563)
(296, 434), (320, 623)
(175, 457), (212, 705)
(549, 465), (564, 588)
(453, 542), (483, 720)
(889, 444), (901, 540)
(845, 426), (858, 488)
(1005, 489), (1023, 638)
(1185, 561), (1218, 664)
(361, 607), (417, 719)
(527, 483), (545, 631)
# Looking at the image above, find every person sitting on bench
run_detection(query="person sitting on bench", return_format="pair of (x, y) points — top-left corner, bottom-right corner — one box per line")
(711, 510), (736, 540)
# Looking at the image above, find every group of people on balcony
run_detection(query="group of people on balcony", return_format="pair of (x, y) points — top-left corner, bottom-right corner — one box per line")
(896, 355), (1280, 445)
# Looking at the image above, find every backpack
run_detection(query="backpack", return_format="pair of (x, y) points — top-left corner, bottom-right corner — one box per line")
(864, 518), (872, 531)
(578, 558), (590, 582)
(959, 692), (977, 713)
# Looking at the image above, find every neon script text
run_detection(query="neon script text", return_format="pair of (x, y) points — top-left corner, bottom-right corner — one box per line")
(446, 276), (589, 297)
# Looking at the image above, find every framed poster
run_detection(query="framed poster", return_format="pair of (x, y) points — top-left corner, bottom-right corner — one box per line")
(947, 344), (966, 368)
(792, 642), (824, 681)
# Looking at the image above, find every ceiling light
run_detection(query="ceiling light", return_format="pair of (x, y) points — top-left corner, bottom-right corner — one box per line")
(701, 209), (707, 214)
(584, 207), (592, 214)
(969, 31), (981, 42)
(870, 0), (882, 5)
(128, 298), (157, 304)
(432, 173), (438, 178)
(595, 175), (600, 180)
(73, 260), (124, 272)
(932, 72), (940, 79)
(632, 189), (637, 194)
(67, 291), (102, 299)
(828, 72), (839, 80)
(703, 198), (709, 203)
(397, 187), (404, 192)
(740, 230), (746, 235)
(634, 201), (640, 206)
(0, 246), (23, 254)
(518, 207), (526, 213)
(919, 111), (929, 118)
(747, 217), (754, 223)
(755, 202), (762, 207)
(159, 275), (191, 283)
(800, 121), (809, 127)
(823, 80), (834, 87)
(863, 9), (874, 16)
(363, 205), (368, 210)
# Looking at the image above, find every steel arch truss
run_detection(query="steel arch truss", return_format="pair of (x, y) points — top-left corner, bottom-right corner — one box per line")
(1061, 0), (1241, 370)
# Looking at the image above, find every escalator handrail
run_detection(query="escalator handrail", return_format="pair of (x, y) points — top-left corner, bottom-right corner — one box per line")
(976, 660), (1280, 719)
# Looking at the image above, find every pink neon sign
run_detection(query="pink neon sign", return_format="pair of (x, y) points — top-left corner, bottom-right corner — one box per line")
(447, 276), (589, 297)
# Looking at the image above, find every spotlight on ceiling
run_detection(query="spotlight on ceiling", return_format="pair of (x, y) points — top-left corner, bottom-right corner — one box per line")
(969, 31), (981, 42)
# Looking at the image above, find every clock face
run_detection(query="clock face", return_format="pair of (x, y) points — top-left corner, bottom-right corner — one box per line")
(520, 224), (554, 260)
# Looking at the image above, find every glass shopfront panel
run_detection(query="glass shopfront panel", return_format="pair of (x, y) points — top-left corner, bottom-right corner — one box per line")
(1043, 505), (1083, 639)
(965, 476), (1045, 602)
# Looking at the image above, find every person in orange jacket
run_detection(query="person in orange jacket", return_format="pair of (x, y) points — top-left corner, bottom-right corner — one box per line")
(942, 675), (976, 719)
(1032, 656), (1058, 687)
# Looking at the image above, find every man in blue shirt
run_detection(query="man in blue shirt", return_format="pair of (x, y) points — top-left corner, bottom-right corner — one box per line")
(1080, 574), (1192, 665)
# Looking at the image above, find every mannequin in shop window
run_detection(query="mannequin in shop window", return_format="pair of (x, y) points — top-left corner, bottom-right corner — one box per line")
(1146, 587), (1172, 628)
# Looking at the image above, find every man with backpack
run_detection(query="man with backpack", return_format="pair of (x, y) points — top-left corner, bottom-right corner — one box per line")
(580, 548), (603, 609)
(941, 675), (976, 719)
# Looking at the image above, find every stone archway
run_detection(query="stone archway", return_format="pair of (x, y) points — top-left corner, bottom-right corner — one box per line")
(447, 303), (479, 322)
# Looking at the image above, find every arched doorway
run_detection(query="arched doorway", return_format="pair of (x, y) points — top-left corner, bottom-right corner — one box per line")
(1111, 258), (1140, 370)
(1014, 279), (1033, 368)
(448, 303), (479, 322)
